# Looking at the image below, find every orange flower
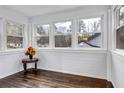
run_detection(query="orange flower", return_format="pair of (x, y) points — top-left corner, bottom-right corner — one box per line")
(25, 47), (36, 56)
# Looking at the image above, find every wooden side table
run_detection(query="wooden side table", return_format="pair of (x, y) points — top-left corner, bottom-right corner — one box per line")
(22, 58), (39, 75)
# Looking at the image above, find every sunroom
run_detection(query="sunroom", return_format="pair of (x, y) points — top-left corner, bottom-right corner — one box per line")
(0, 5), (124, 88)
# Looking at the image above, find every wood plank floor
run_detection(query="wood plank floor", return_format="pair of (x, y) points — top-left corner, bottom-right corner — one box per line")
(0, 69), (111, 88)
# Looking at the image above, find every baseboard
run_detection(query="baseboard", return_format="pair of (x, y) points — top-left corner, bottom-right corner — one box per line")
(38, 67), (106, 80)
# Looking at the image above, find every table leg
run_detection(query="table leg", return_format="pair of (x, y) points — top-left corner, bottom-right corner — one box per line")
(23, 63), (27, 75)
(35, 62), (37, 74)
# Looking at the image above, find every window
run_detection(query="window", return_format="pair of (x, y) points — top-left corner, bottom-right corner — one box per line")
(6, 21), (24, 49)
(115, 6), (124, 50)
(54, 21), (72, 47)
(116, 26), (124, 49)
(0, 19), (2, 50)
(34, 17), (104, 49)
(36, 24), (50, 47)
(78, 17), (101, 48)
(119, 6), (124, 26)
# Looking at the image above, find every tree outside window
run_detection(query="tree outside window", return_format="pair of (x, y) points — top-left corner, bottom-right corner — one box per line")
(36, 24), (50, 47)
(78, 17), (101, 48)
(54, 21), (72, 47)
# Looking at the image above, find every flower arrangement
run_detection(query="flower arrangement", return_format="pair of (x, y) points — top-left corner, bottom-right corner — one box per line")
(25, 47), (36, 59)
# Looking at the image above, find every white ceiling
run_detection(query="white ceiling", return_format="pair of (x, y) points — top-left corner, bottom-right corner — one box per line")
(3, 5), (81, 17)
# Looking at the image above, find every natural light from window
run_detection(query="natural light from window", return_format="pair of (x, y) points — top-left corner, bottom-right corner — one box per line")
(36, 24), (50, 48)
(6, 21), (24, 49)
(54, 21), (72, 47)
(78, 17), (101, 48)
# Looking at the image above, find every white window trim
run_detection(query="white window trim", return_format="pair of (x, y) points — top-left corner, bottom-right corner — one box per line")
(0, 18), (4, 51)
(4, 19), (27, 51)
(76, 16), (103, 49)
(33, 24), (51, 49)
(113, 5), (124, 52)
(33, 14), (107, 50)
(53, 20), (73, 48)
(0, 18), (28, 54)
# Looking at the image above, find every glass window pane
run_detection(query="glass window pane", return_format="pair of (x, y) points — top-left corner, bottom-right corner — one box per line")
(120, 6), (124, 26)
(55, 35), (71, 47)
(54, 21), (72, 47)
(55, 21), (72, 34)
(116, 26), (124, 49)
(36, 36), (49, 47)
(6, 22), (24, 36)
(7, 36), (23, 49)
(6, 21), (24, 49)
(78, 17), (101, 48)
(36, 24), (50, 47)
(36, 24), (49, 36)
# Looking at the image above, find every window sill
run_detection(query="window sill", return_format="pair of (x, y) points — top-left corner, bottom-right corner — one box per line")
(0, 49), (25, 56)
(37, 48), (107, 53)
(111, 50), (124, 58)
(116, 24), (124, 31)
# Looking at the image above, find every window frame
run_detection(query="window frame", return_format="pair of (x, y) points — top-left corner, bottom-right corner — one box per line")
(114, 5), (124, 51)
(33, 24), (51, 49)
(53, 20), (73, 48)
(33, 15), (106, 50)
(5, 20), (26, 50)
(0, 18), (3, 51)
(76, 16), (103, 49)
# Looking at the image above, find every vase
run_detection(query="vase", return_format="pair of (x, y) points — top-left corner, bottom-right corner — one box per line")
(29, 55), (33, 59)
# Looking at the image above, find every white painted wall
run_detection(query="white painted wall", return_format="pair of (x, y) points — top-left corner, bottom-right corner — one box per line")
(111, 51), (124, 87)
(0, 7), (28, 79)
(0, 52), (24, 79)
(37, 49), (107, 79)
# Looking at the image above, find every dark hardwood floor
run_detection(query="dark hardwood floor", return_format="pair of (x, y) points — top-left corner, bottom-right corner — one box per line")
(0, 69), (112, 88)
